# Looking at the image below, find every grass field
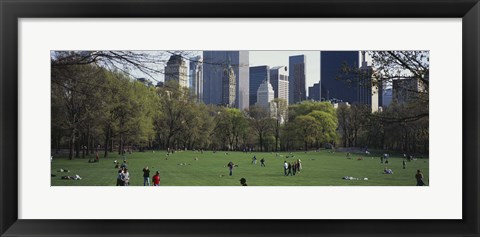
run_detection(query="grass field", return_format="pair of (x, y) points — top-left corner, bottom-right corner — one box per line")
(51, 150), (429, 186)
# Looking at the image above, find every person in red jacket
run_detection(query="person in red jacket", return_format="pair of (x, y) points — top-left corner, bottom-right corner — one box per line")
(152, 171), (161, 186)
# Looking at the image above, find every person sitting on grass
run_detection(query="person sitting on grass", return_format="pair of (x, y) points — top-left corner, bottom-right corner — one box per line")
(239, 178), (248, 186)
(383, 167), (393, 174)
(415, 170), (425, 186)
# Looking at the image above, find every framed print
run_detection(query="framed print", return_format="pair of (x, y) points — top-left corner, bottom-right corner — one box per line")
(1, 0), (479, 236)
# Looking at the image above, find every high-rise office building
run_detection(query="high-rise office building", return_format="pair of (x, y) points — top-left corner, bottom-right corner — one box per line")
(256, 78), (276, 118)
(358, 51), (378, 112)
(165, 55), (188, 88)
(256, 79), (275, 110)
(222, 63), (236, 107)
(249, 66), (270, 106)
(189, 56), (203, 102)
(393, 78), (424, 104)
(202, 51), (249, 109)
(308, 83), (321, 101)
(320, 51), (359, 103)
(289, 55), (307, 104)
(269, 66), (289, 105)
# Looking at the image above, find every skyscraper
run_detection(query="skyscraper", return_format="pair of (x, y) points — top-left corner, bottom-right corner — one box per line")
(320, 51), (359, 102)
(308, 83), (321, 101)
(289, 55), (307, 104)
(256, 77), (276, 118)
(269, 66), (289, 105)
(202, 51), (249, 109)
(249, 65), (270, 106)
(359, 51), (379, 112)
(165, 55), (188, 88)
(222, 62), (236, 107)
(189, 56), (203, 102)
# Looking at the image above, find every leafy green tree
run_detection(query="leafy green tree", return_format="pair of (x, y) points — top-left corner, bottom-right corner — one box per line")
(51, 64), (106, 159)
(246, 105), (274, 152)
(294, 115), (320, 151)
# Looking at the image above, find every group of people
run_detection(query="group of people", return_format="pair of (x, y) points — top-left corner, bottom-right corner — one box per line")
(142, 166), (161, 186)
(283, 160), (302, 176)
(115, 161), (161, 186)
(251, 155), (266, 167)
(116, 167), (130, 186)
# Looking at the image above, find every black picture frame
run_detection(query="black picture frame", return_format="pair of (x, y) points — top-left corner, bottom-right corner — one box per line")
(1, 0), (478, 236)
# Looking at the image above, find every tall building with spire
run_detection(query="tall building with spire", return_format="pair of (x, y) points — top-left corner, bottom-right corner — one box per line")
(165, 54), (188, 88)
(203, 51), (249, 109)
(222, 58), (236, 107)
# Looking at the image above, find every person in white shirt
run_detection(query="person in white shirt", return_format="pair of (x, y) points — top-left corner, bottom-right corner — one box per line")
(284, 161), (288, 176)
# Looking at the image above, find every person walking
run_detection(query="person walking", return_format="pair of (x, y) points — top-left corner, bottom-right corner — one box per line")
(292, 162), (296, 175)
(283, 161), (288, 176)
(415, 170), (425, 186)
(260, 158), (265, 167)
(287, 162), (293, 176)
(152, 171), (161, 186)
(143, 166), (150, 186)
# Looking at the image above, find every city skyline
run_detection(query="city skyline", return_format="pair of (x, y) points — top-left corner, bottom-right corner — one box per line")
(131, 50), (373, 96)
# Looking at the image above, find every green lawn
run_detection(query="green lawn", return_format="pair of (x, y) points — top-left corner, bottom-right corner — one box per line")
(51, 150), (429, 186)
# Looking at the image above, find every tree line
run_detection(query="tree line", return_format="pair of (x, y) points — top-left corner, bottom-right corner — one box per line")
(51, 51), (429, 159)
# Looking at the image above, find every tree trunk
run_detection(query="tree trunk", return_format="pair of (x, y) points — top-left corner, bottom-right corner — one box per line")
(110, 135), (114, 153)
(69, 130), (75, 160)
(104, 126), (110, 158)
(81, 133), (86, 158)
(75, 132), (80, 158)
(86, 127), (90, 156)
(118, 134), (123, 155)
(259, 134), (263, 152)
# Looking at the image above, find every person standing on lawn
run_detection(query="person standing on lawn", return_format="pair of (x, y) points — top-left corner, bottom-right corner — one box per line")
(227, 161), (235, 176)
(143, 166), (150, 186)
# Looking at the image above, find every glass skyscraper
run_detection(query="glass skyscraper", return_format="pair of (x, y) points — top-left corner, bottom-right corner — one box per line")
(249, 65), (270, 106)
(320, 51), (359, 103)
(288, 55), (307, 105)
